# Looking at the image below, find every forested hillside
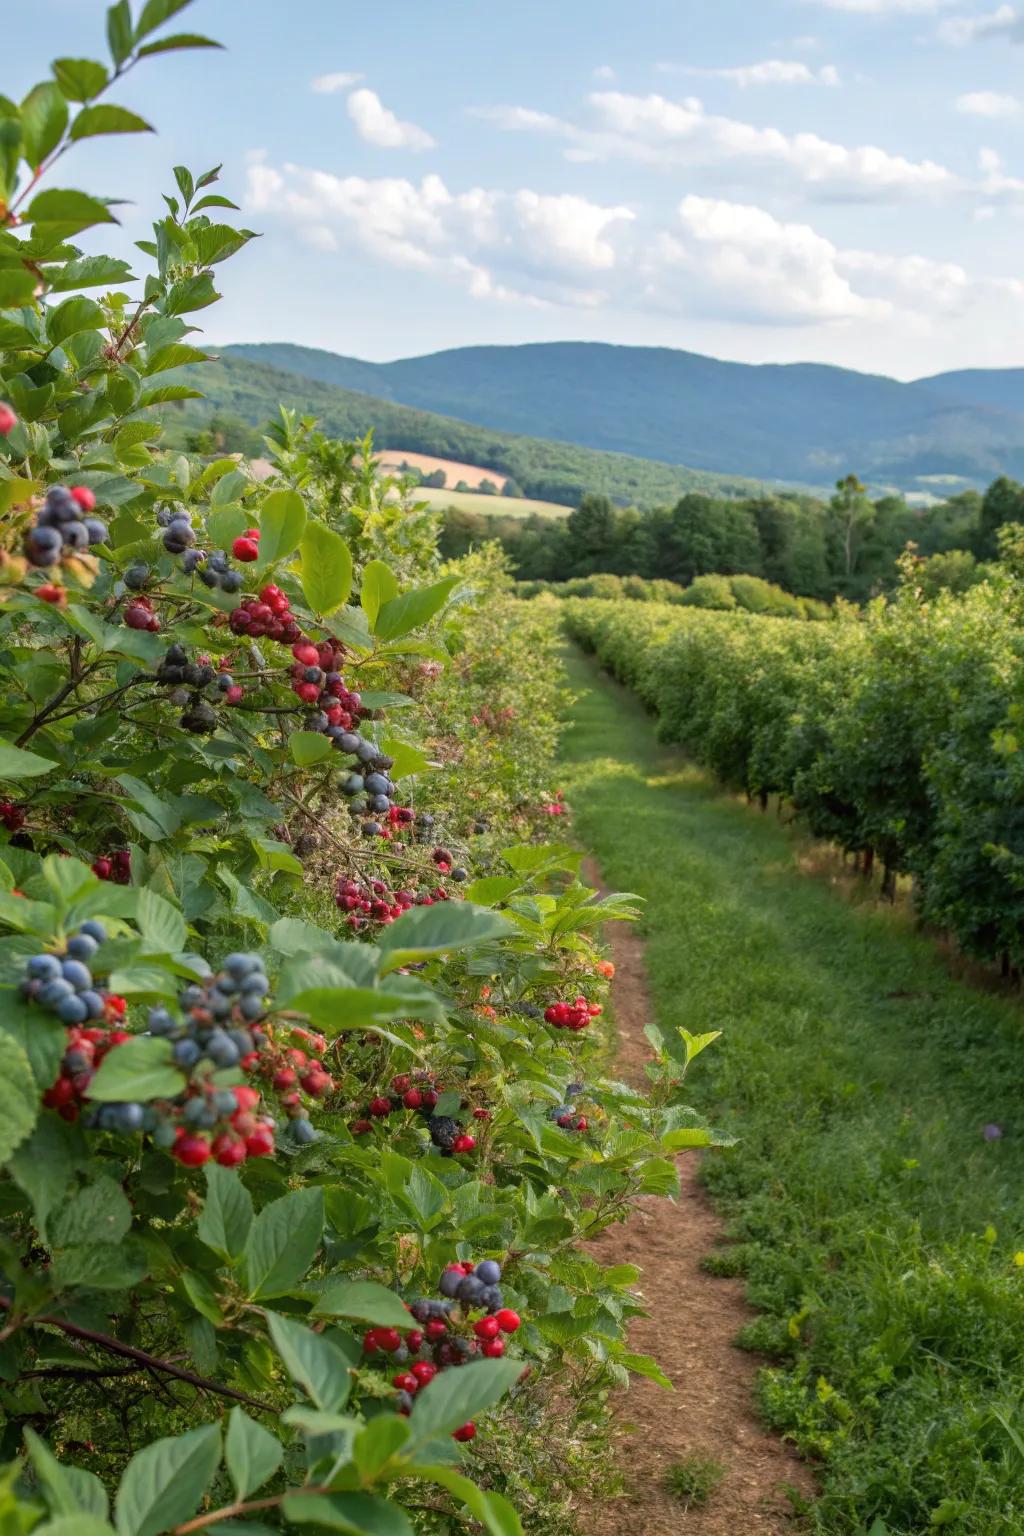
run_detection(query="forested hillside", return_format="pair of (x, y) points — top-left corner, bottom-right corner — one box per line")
(165, 355), (778, 507)
(225, 341), (1024, 491)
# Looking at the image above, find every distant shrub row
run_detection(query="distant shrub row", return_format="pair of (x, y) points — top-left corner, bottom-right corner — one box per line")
(517, 571), (831, 620)
(564, 571), (1024, 972)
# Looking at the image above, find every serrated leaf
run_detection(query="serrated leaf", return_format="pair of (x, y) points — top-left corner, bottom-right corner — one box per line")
(85, 1036), (183, 1102)
(114, 1423), (221, 1536)
(20, 83), (68, 169)
(265, 1313), (351, 1412)
(407, 1359), (521, 1448)
(198, 1162), (253, 1261)
(0, 1033), (38, 1163)
(299, 522), (352, 615)
(224, 1407), (283, 1502)
(377, 902), (514, 972)
(256, 488), (306, 571)
(243, 1187), (323, 1299)
(312, 1280), (412, 1330)
(374, 577), (458, 643)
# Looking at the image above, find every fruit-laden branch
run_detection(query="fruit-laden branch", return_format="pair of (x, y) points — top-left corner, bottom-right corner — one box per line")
(0, 1297), (271, 1412)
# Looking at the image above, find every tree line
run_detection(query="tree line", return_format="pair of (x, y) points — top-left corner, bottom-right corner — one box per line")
(441, 474), (1024, 604)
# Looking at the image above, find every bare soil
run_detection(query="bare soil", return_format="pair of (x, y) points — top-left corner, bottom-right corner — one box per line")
(580, 860), (815, 1536)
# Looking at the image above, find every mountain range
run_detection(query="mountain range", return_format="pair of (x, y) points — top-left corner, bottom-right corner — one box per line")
(222, 341), (1024, 493)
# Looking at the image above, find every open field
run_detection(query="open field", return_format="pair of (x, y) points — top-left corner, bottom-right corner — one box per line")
(376, 449), (509, 491)
(414, 485), (572, 518)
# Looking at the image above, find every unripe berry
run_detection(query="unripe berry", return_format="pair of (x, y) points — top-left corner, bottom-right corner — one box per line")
(473, 1316), (500, 1340)
(212, 1134), (247, 1167)
(370, 1096), (392, 1117)
(495, 1309), (521, 1334)
(70, 485), (96, 512)
(225, 684), (244, 705)
(245, 1125), (275, 1157)
(411, 1360), (436, 1385)
(232, 536), (259, 562)
(0, 403), (17, 435)
(402, 1088), (423, 1110)
(452, 1423), (476, 1443)
(424, 1319), (447, 1340)
(291, 642), (320, 666)
(452, 1134), (476, 1155)
(482, 1337), (505, 1358)
(174, 1133), (211, 1167)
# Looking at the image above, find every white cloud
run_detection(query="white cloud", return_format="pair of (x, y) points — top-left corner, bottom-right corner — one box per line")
(484, 90), (955, 200)
(244, 158), (1024, 342)
(311, 71), (362, 93)
(659, 59), (841, 86)
(347, 89), (436, 151)
(938, 4), (1021, 41)
(593, 64), (616, 81)
(956, 89), (1020, 116)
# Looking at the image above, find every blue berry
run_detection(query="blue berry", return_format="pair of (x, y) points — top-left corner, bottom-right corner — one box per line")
(173, 1038), (202, 1069)
(148, 1006), (176, 1037)
(456, 1275), (486, 1305)
(475, 1259), (502, 1286)
(57, 994), (89, 1024)
(84, 518), (108, 546)
(60, 958), (92, 991)
(27, 954), (61, 981)
(66, 933), (98, 962)
(439, 1269), (463, 1299)
(79, 920), (107, 943)
(292, 1118), (318, 1145)
(39, 978), (74, 1006)
(79, 990), (105, 1020)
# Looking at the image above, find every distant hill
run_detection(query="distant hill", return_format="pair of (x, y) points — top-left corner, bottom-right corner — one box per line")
(223, 340), (1024, 491)
(165, 354), (790, 509)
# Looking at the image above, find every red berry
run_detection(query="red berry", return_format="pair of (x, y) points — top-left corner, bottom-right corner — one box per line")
(452, 1423), (476, 1443)
(212, 1134), (246, 1167)
(0, 403), (17, 435)
(391, 1074), (411, 1092)
(232, 536), (259, 562)
(402, 1088), (423, 1110)
(376, 1328), (401, 1353)
(295, 682), (320, 704)
(411, 1360), (436, 1385)
(452, 1134), (476, 1155)
(495, 1309), (520, 1334)
(225, 685), (244, 705)
(421, 1089), (438, 1110)
(482, 1337), (505, 1358)
(273, 1067), (297, 1090)
(233, 1085), (260, 1112)
(37, 584), (66, 606)
(363, 1329), (381, 1353)
(92, 858), (113, 880)
(392, 1372), (418, 1393)
(245, 1126), (275, 1157)
(70, 485), (96, 511)
(472, 1108), (491, 1121)
(125, 602), (154, 630)
(301, 1069), (333, 1098)
(351, 1118), (373, 1135)
(174, 1134), (211, 1168)
(576, 1117), (588, 1131)
(369, 1096), (392, 1118)
(291, 642), (320, 666)
(425, 1319), (447, 1340)
(473, 1316), (500, 1340)
(406, 1329), (424, 1351)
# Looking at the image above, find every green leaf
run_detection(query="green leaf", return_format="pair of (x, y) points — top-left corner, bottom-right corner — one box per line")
(377, 739), (430, 780)
(613, 1350), (674, 1389)
(407, 1359), (522, 1448)
(243, 1187), (324, 1299)
(135, 886), (187, 952)
(0, 268), (36, 307)
(52, 1240), (147, 1291)
(46, 295), (104, 345)
(51, 1176), (132, 1247)
(20, 83), (69, 169)
(71, 103), (153, 141)
(136, 0), (194, 38)
(198, 1162), (254, 1261)
(52, 59), (110, 102)
(0, 1033), (38, 1164)
(28, 187), (118, 237)
(8, 1116), (83, 1239)
(299, 522), (353, 615)
(86, 1036), (183, 1103)
(377, 902), (514, 972)
(289, 732), (333, 767)
(312, 1280), (412, 1330)
(50, 254), (134, 290)
(23, 1427), (88, 1518)
(0, 739), (59, 779)
(360, 560), (399, 628)
(265, 1313), (352, 1411)
(136, 33), (223, 56)
(106, 2), (134, 68)
(283, 1492), (414, 1535)
(256, 489), (306, 570)
(224, 1407), (283, 1502)
(114, 1423), (221, 1536)
(406, 1466), (522, 1536)
(374, 577), (459, 643)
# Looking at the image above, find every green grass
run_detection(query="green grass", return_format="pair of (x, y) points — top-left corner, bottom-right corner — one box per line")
(558, 647), (1024, 1536)
(415, 486), (571, 519)
(663, 1453), (726, 1510)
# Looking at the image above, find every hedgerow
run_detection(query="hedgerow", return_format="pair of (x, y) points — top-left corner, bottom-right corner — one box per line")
(564, 573), (1024, 970)
(0, 10), (719, 1533)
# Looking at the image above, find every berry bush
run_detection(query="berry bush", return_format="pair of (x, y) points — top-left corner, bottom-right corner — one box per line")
(0, 10), (718, 1533)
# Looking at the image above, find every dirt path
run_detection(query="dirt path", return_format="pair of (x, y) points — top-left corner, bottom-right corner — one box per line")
(582, 861), (815, 1536)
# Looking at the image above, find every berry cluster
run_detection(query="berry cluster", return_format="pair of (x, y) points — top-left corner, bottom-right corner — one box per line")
(429, 844), (468, 881)
(92, 849), (132, 884)
(363, 1260), (522, 1439)
(197, 549), (243, 593)
(43, 1009), (133, 1123)
(335, 876), (417, 932)
(544, 997), (602, 1032)
(157, 504), (198, 558)
(159, 1083), (280, 1167)
(428, 1115), (477, 1157)
(549, 1083), (589, 1133)
(0, 801), (26, 833)
(352, 1072), (475, 1155)
(25, 485), (108, 567)
(147, 952), (271, 1068)
(20, 921), (113, 1024)
(228, 586), (301, 644)
(154, 644), (235, 732)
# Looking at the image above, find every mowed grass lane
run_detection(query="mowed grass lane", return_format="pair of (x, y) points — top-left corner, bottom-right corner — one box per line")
(559, 647), (1024, 1536)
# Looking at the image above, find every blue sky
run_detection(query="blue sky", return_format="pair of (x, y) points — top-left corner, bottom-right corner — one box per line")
(12, 0), (1024, 377)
